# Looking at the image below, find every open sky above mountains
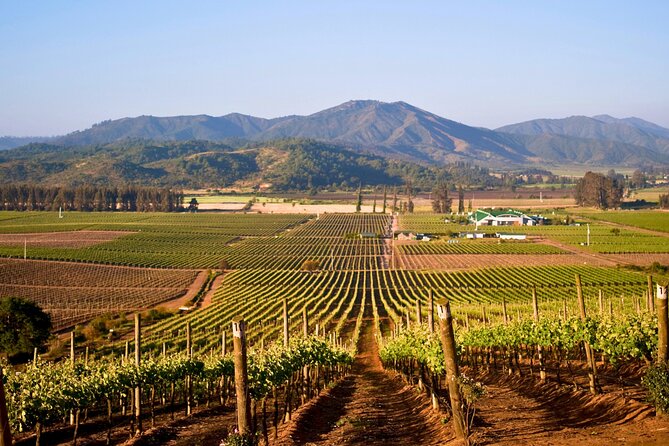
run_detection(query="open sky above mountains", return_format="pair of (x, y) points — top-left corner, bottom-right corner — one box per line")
(1, 1), (668, 136)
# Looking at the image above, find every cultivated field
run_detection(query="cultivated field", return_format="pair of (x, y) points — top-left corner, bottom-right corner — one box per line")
(0, 258), (199, 330)
(1, 209), (668, 446)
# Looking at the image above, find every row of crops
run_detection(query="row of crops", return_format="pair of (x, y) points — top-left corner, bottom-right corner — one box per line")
(120, 265), (648, 358)
(577, 210), (669, 234)
(398, 213), (669, 254)
(0, 211), (312, 235)
(0, 259), (199, 330)
(397, 240), (565, 255)
(3, 335), (354, 445)
(0, 212), (395, 269)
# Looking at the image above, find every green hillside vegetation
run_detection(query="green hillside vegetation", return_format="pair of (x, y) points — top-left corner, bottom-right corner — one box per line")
(0, 138), (501, 190)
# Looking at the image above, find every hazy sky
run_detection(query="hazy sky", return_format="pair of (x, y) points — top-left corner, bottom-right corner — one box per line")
(1, 1), (668, 136)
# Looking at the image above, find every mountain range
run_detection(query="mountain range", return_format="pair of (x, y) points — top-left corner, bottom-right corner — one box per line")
(3, 100), (669, 167)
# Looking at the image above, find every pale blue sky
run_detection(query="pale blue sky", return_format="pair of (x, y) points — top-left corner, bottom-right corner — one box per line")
(1, 1), (668, 136)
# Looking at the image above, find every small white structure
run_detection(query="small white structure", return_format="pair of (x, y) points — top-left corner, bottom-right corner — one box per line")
(496, 233), (527, 240)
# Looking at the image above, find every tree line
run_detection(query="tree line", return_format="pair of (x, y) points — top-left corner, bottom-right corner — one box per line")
(0, 184), (185, 212)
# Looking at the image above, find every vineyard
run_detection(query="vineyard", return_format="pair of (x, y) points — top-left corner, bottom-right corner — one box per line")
(119, 265), (648, 358)
(0, 210), (668, 445)
(0, 259), (200, 330)
(398, 213), (669, 255)
(577, 210), (669, 233)
(0, 212), (312, 268)
(396, 239), (565, 255)
(394, 253), (614, 270)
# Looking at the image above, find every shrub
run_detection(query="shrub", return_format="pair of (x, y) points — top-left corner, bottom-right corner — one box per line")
(301, 260), (320, 272)
(221, 433), (257, 446)
(0, 296), (52, 359)
(643, 362), (669, 414)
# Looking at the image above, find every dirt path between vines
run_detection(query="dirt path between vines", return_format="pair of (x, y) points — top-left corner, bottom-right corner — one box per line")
(472, 373), (669, 445)
(199, 272), (225, 308)
(156, 269), (209, 311)
(275, 319), (454, 446)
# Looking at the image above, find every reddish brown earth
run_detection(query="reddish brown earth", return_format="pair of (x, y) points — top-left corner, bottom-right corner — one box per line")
(275, 320), (453, 446)
(198, 273), (226, 308)
(157, 269), (210, 311)
(0, 230), (132, 248)
(274, 318), (669, 446)
(395, 252), (613, 270)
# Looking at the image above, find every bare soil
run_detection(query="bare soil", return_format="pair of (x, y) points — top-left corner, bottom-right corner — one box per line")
(199, 273), (226, 308)
(275, 320), (453, 446)
(395, 253), (613, 270)
(157, 269), (210, 311)
(0, 230), (132, 248)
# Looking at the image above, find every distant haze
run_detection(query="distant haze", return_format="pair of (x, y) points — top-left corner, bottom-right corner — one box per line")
(1, 1), (668, 135)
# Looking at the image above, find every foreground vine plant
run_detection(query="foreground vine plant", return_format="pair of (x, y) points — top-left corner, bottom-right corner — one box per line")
(1, 336), (353, 445)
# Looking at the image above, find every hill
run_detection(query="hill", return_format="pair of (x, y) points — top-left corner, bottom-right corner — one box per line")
(0, 136), (55, 150)
(0, 139), (498, 190)
(497, 115), (669, 164)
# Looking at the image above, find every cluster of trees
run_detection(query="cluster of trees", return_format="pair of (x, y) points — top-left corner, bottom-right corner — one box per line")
(574, 171), (624, 209)
(0, 184), (185, 212)
(432, 183), (468, 214)
(660, 193), (669, 209)
(431, 183), (451, 213)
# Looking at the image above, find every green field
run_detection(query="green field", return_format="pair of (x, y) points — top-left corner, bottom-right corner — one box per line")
(578, 210), (669, 234)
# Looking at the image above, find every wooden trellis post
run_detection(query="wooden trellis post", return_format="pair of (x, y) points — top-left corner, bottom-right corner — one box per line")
(232, 317), (252, 436)
(134, 313), (142, 435)
(0, 368), (12, 446)
(303, 306), (309, 337)
(70, 331), (76, 425)
(648, 276), (656, 312)
(657, 284), (668, 363)
(186, 321), (193, 416)
(532, 286), (545, 382)
(283, 299), (289, 347)
(436, 299), (468, 444)
(427, 290), (434, 333)
(576, 274), (598, 394)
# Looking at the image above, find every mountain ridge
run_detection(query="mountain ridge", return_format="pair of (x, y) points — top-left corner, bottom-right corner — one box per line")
(4, 100), (669, 167)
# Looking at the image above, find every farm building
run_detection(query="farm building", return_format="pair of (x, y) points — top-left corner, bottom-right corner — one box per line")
(470, 209), (537, 227)
(394, 232), (435, 241)
(496, 233), (527, 240)
(460, 232), (487, 239)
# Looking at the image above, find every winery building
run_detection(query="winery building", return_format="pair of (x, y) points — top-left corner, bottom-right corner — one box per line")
(470, 209), (537, 227)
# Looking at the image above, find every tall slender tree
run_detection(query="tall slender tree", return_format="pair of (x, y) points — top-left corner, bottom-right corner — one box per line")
(355, 183), (362, 213)
(405, 180), (414, 214)
(458, 185), (465, 214)
(382, 185), (388, 213)
(431, 182), (451, 213)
